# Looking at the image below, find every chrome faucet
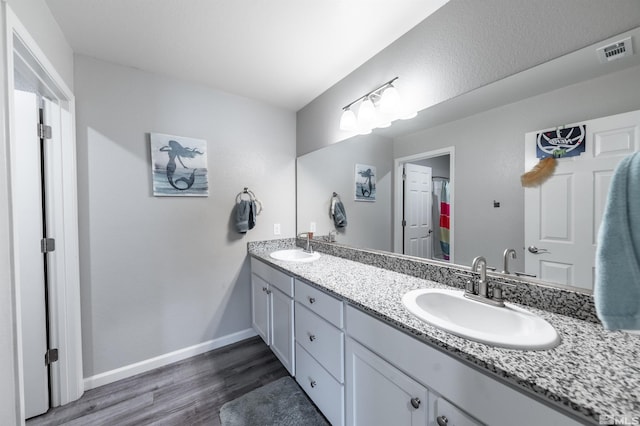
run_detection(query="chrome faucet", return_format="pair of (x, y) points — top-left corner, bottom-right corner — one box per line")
(502, 248), (517, 274)
(471, 256), (488, 297)
(297, 232), (313, 253)
(465, 256), (507, 307)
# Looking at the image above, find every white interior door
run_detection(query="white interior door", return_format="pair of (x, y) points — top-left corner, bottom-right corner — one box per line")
(403, 163), (433, 258)
(14, 90), (50, 418)
(524, 110), (640, 289)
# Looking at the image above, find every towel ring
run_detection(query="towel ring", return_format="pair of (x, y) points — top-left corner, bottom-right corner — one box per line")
(236, 187), (263, 215)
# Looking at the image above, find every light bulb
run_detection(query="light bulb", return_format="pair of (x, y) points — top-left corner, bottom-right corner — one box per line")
(380, 85), (400, 115)
(357, 96), (376, 130)
(339, 108), (357, 131)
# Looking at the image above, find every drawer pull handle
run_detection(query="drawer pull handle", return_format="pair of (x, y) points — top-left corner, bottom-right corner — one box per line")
(309, 334), (316, 342)
(436, 415), (448, 426)
(410, 397), (421, 409)
(310, 379), (317, 388)
(308, 297), (316, 304)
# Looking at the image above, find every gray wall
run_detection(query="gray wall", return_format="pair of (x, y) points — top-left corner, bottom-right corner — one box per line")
(0, 1), (74, 422)
(297, 0), (640, 156)
(74, 55), (296, 377)
(395, 64), (640, 270)
(297, 134), (393, 250)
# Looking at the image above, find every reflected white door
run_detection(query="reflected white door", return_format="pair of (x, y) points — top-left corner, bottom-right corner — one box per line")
(524, 110), (640, 289)
(403, 164), (432, 258)
(14, 90), (50, 418)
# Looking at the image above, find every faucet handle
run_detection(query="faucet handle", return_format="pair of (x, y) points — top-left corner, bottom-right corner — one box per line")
(454, 271), (475, 293)
(490, 281), (517, 302)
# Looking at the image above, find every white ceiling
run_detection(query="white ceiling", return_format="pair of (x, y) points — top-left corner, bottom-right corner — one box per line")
(45, 0), (449, 111)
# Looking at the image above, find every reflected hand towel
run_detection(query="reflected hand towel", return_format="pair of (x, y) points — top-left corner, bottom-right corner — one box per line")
(332, 200), (347, 228)
(595, 151), (640, 330)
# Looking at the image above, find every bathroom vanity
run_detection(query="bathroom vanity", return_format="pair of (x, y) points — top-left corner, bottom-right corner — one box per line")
(249, 240), (640, 425)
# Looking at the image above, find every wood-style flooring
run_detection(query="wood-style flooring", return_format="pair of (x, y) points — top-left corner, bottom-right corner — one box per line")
(27, 336), (289, 426)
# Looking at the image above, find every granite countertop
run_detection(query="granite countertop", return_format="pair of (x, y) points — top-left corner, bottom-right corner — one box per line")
(249, 243), (640, 425)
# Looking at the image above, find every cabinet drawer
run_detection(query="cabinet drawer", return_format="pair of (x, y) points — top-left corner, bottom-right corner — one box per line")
(251, 258), (293, 296)
(296, 303), (344, 382)
(295, 279), (343, 328)
(296, 343), (344, 426)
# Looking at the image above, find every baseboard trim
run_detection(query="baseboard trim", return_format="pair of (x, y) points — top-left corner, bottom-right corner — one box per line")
(83, 328), (258, 390)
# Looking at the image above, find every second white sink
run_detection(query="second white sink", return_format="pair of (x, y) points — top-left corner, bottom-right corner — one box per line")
(402, 288), (560, 350)
(270, 249), (321, 263)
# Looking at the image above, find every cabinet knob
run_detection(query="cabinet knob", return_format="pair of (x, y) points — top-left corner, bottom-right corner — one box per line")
(310, 379), (317, 388)
(266, 289), (272, 294)
(436, 415), (448, 426)
(262, 286), (267, 292)
(410, 397), (421, 409)
(309, 334), (316, 342)
(308, 297), (316, 304)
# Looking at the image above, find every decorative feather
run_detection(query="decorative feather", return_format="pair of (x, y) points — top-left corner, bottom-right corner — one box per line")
(521, 157), (557, 187)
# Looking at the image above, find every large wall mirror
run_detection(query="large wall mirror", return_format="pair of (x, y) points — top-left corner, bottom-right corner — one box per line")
(297, 30), (640, 293)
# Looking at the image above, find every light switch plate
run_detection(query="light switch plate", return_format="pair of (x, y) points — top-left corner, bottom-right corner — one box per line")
(273, 223), (281, 235)
(310, 222), (316, 232)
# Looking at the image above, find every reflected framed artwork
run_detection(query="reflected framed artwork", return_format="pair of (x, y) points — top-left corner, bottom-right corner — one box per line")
(354, 163), (376, 202)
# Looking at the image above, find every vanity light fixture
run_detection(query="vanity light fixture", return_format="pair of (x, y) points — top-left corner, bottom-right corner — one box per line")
(339, 77), (415, 133)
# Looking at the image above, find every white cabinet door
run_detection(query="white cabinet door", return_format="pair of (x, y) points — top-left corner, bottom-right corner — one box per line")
(270, 286), (295, 375)
(429, 394), (482, 426)
(251, 273), (270, 345)
(346, 338), (428, 426)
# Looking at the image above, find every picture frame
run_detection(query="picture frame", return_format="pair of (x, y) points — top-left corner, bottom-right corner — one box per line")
(354, 163), (376, 202)
(150, 132), (209, 197)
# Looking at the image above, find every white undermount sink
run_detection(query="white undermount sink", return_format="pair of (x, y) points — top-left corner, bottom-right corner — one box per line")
(402, 288), (560, 350)
(269, 249), (321, 263)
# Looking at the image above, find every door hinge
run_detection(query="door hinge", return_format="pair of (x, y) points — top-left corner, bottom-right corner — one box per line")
(41, 238), (55, 253)
(37, 123), (52, 140)
(402, 219), (407, 227)
(45, 348), (59, 365)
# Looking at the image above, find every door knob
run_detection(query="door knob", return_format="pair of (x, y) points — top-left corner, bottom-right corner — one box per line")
(436, 415), (449, 426)
(410, 397), (421, 409)
(527, 245), (549, 254)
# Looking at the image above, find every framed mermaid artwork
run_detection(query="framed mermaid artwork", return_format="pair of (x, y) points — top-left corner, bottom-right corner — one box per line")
(354, 163), (376, 202)
(150, 132), (209, 196)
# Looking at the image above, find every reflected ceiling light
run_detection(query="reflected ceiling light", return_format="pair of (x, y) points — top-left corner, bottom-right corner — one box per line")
(357, 96), (376, 129)
(379, 84), (400, 114)
(339, 107), (357, 131)
(399, 110), (418, 120)
(339, 77), (415, 133)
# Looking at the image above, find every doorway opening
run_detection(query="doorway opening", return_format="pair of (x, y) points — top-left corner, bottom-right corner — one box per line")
(7, 11), (83, 421)
(393, 147), (454, 263)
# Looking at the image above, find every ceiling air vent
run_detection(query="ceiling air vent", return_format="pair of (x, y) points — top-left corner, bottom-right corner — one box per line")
(596, 37), (633, 63)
